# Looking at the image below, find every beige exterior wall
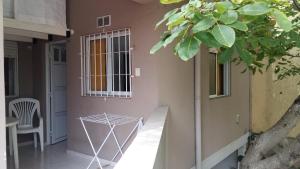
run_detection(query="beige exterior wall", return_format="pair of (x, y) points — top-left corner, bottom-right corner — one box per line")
(200, 47), (250, 159)
(252, 58), (300, 137)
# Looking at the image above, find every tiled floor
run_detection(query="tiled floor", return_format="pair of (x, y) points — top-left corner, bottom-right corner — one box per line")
(7, 141), (114, 169)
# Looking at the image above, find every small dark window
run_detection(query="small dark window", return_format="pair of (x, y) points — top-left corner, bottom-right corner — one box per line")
(54, 48), (60, 61)
(5, 57), (17, 96)
(61, 48), (66, 62)
(97, 15), (111, 28)
(97, 18), (104, 27)
(209, 50), (230, 98)
(103, 16), (110, 26)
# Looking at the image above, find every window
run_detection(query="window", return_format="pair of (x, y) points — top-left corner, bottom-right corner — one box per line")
(4, 41), (18, 97)
(81, 29), (132, 97)
(53, 45), (66, 63)
(209, 49), (230, 98)
(97, 15), (111, 28)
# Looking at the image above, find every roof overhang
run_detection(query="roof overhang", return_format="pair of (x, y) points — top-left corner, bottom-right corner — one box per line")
(4, 18), (67, 40)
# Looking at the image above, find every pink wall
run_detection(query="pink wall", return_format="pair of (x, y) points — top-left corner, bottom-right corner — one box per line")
(67, 0), (250, 168)
(67, 0), (195, 168)
(200, 47), (250, 159)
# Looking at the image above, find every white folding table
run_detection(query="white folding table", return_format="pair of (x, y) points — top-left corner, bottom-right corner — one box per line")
(79, 113), (143, 169)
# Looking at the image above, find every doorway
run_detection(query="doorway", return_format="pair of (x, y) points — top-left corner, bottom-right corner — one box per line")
(46, 41), (67, 145)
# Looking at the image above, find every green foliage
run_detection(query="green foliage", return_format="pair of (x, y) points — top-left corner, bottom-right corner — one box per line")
(151, 0), (300, 81)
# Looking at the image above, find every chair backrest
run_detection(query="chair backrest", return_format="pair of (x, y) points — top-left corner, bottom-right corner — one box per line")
(9, 98), (41, 129)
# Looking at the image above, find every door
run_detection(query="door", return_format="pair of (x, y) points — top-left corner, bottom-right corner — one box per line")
(50, 43), (67, 144)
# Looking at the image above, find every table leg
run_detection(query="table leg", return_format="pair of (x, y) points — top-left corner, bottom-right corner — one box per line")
(12, 126), (19, 169)
(9, 127), (13, 156)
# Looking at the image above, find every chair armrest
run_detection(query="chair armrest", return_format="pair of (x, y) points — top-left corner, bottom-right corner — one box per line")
(39, 117), (43, 127)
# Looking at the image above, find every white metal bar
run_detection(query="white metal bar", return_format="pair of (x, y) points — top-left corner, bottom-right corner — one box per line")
(87, 125), (115, 169)
(104, 113), (123, 156)
(112, 32), (115, 97)
(107, 34), (112, 97)
(118, 31), (121, 96)
(129, 29), (132, 97)
(80, 36), (83, 96)
(83, 36), (87, 96)
(80, 118), (103, 169)
(111, 119), (142, 161)
(105, 33), (108, 97)
(125, 31), (128, 98)
(88, 35), (91, 96)
(99, 33), (103, 97)
(94, 34), (97, 97)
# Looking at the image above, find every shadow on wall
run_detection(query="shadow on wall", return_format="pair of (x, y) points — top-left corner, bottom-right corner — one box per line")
(212, 151), (238, 169)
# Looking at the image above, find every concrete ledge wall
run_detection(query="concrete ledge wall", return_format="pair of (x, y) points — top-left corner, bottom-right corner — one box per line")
(114, 106), (168, 169)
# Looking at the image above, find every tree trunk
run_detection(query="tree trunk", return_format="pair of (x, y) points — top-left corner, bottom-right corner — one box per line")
(241, 95), (300, 169)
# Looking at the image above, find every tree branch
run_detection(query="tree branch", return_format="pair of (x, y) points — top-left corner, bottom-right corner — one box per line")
(293, 0), (300, 11)
(241, 96), (300, 168)
(249, 135), (300, 169)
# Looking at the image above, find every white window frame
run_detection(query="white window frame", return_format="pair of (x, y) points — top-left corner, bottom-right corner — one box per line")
(4, 41), (19, 98)
(209, 48), (230, 99)
(83, 29), (132, 97)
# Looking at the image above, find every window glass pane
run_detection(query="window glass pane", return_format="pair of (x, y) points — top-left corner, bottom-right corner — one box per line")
(103, 16), (110, 26)
(209, 53), (216, 95)
(113, 52), (120, 91)
(113, 37), (119, 52)
(5, 58), (15, 96)
(217, 64), (224, 95)
(97, 18), (103, 27)
(112, 36), (130, 92)
(90, 39), (107, 91)
(54, 48), (60, 61)
(120, 35), (129, 51)
(61, 48), (66, 62)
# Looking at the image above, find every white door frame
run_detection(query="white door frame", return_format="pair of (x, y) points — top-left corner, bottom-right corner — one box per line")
(0, 0), (7, 168)
(45, 40), (67, 145)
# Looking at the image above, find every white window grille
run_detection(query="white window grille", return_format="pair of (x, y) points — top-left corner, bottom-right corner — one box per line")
(80, 28), (132, 98)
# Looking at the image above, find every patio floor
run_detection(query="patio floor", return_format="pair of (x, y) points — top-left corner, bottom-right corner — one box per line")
(7, 141), (114, 169)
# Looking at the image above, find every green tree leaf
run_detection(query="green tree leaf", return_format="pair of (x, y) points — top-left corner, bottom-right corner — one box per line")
(177, 36), (201, 61)
(150, 40), (164, 54)
(215, 1), (234, 14)
(220, 10), (238, 24)
(163, 27), (186, 47)
(238, 2), (271, 16)
(195, 32), (222, 48)
(211, 25), (236, 47)
(228, 21), (248, 31)
(160, 0), (183, 4)
(218, 47), (234, 64)
(167, 12), (185, 30)
(235, 43), (253, 65)
(192, 16), (216, 33)
(272, 9), (293, 32)
(156, 8), (179, 29)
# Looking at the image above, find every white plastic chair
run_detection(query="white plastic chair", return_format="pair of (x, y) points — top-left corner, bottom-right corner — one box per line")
(9, 98), (44, 152)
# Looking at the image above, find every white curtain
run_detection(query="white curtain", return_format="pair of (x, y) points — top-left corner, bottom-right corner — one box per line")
(14, 0), (66, 29)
